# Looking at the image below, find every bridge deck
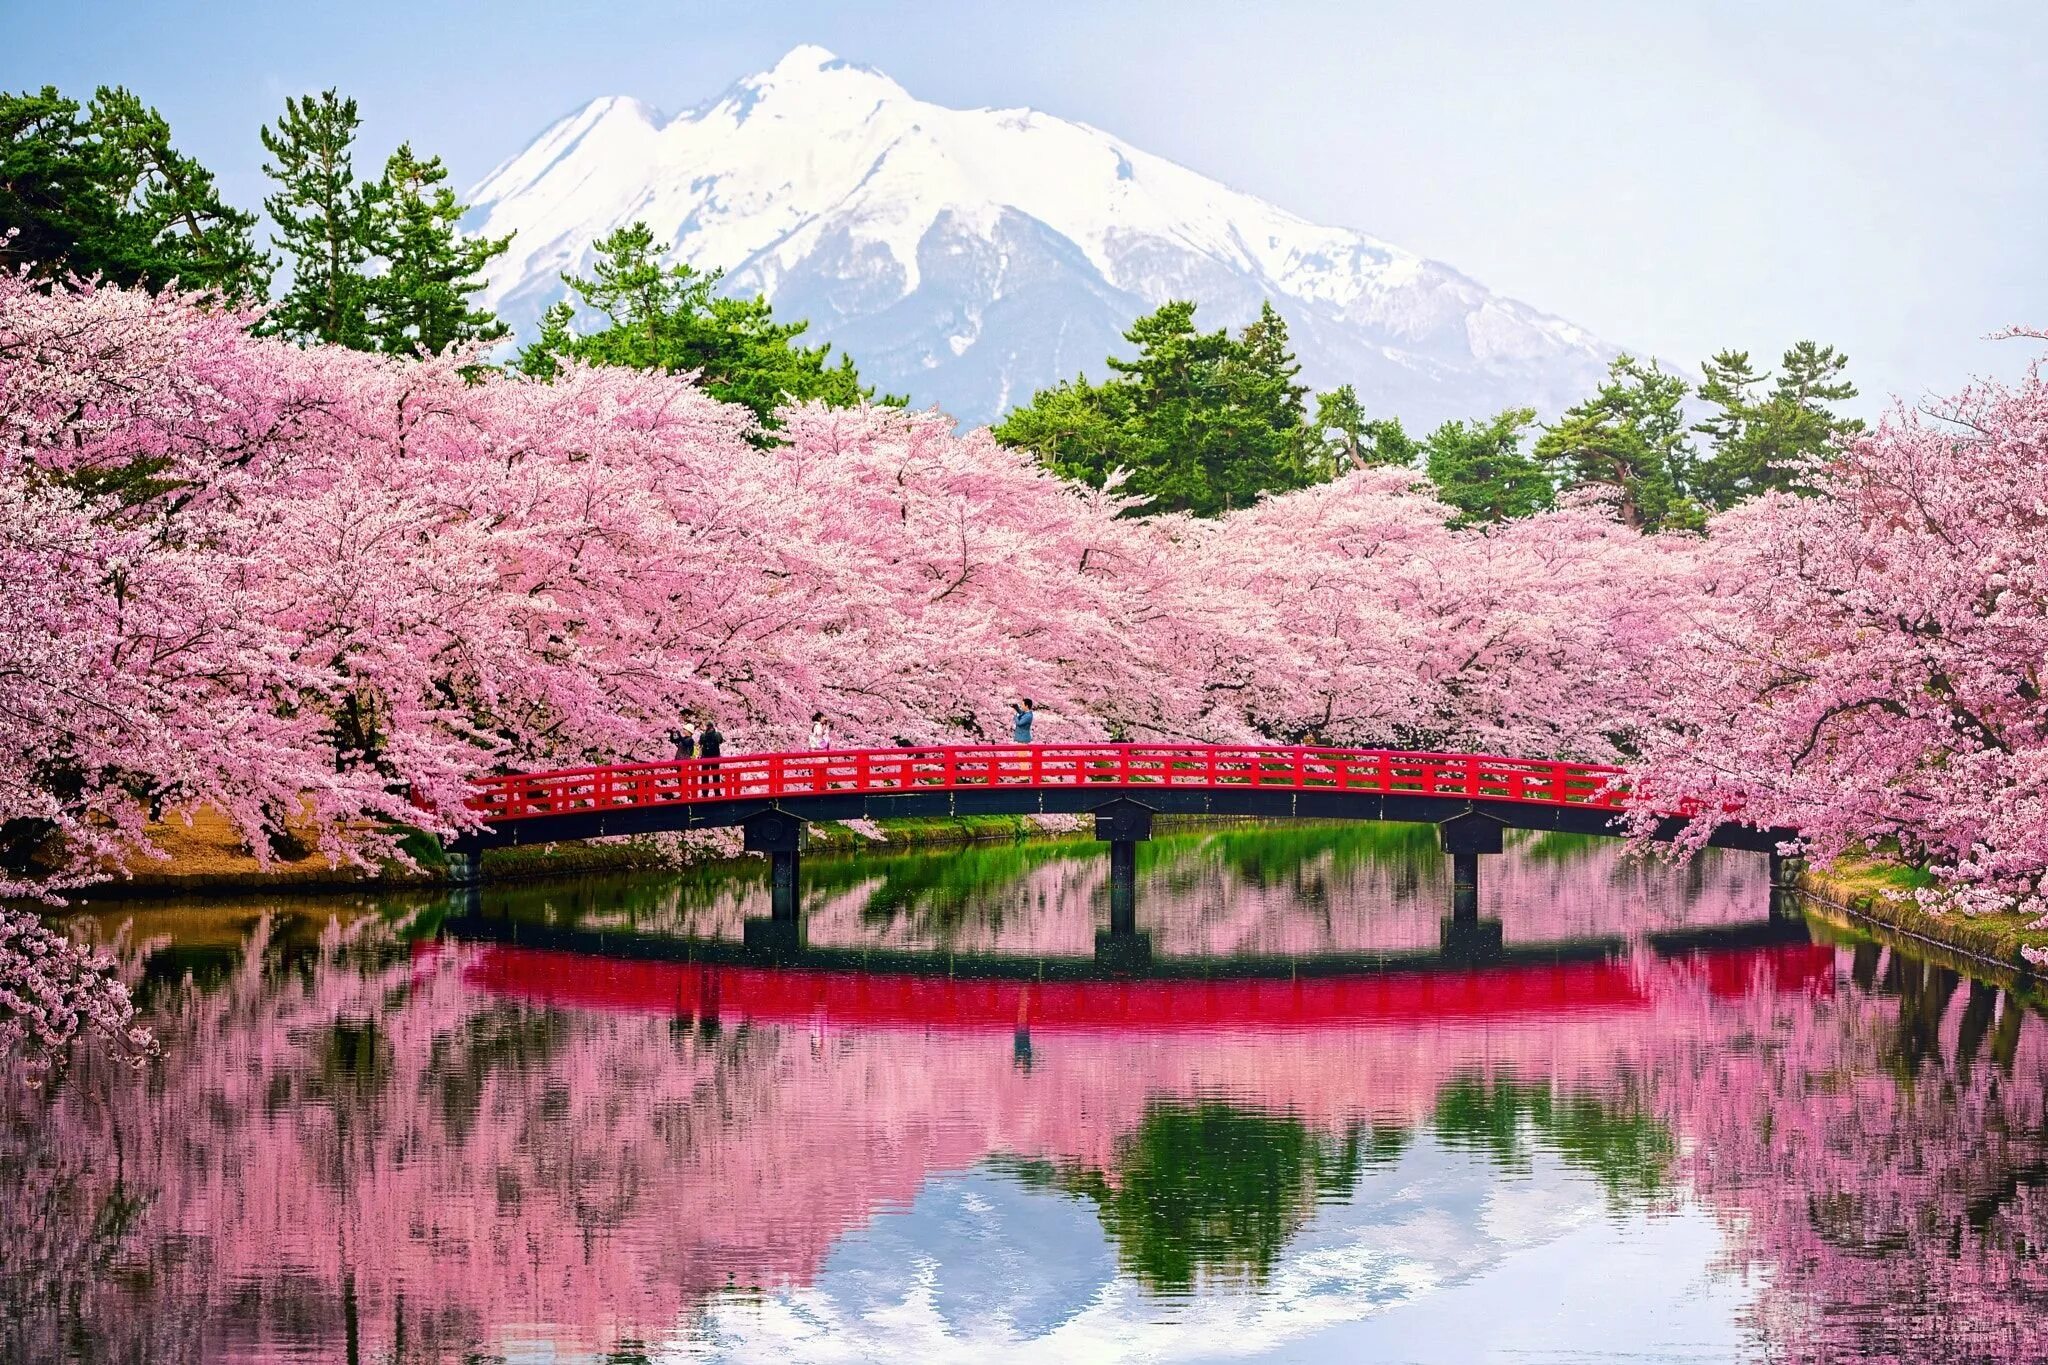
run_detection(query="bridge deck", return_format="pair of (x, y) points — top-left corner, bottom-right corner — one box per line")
(458, 744), (1785, 852)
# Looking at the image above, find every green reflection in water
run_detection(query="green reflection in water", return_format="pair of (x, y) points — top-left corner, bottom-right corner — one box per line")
(1510, 829), (1612, 866)
(1141, 820), (1440, 886)
(1009, 1100), (1395, 1295)
(1431, 1073), (1674, 1208)
(470, 819), (1455, 942)
(1008, 1076), (1676, 1296)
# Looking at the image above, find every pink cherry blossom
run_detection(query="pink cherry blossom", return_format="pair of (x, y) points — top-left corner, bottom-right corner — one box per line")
(1626, 338), (2048, 919)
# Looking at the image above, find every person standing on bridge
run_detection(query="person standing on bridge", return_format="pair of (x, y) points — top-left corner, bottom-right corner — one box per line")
(810, 711), (834, 750)
(1011, 699), (1036, 745)
(698, 719), (723, 797)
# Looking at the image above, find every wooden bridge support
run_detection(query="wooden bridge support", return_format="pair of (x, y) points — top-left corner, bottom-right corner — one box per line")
(1093, 799), (1156, 970)
(742, 810), (808, 954)
(1437, 810), (1505, 961)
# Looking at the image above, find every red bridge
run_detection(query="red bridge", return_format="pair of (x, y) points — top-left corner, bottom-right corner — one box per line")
(469, 743), (1634, 825)
(450, 744), (1796, 953)
(463, 743), (1777, 849)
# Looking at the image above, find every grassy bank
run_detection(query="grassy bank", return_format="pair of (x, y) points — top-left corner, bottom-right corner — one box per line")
(1798, 855), (2046, 974)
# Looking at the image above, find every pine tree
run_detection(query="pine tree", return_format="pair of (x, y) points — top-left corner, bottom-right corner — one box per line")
(1533, 355), (1702, 532)
(1692, 342), (1861, 508)
(1314, 385), (1416, 470)
(365, 143), (510, 356)
(514, 221), (888, 421)
(0, 85), (267, 300)
(994, 299), (1328, 516)
(513, 301), (577, 380)
(1422, 409), (1553, 524)
(1211, 302), (1319, 505)
(260, 89), (373, 346)
(0, 88), (119, 280)
(85, 88), (270, 301)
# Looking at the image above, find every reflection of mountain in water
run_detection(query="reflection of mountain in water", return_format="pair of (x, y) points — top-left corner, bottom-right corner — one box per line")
(5, 832), (2043, 1363)
(4, 908), (1815, 1362)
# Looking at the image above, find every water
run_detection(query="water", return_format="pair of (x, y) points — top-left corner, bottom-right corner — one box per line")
(5, 823), (2043, 1363)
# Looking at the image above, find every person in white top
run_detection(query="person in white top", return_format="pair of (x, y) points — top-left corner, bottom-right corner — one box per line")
(810, 711), (833, 750)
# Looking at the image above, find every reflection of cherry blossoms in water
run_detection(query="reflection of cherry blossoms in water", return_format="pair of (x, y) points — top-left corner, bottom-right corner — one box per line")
(508, 824), (1770, 958)
(1649, 944), (2048, 1363)
(3, 850), (2042, 1362)
(0, 903), (1801, 1361)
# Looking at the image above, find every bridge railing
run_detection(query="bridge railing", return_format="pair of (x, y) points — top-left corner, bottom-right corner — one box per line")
(466, 744), (1627, 824)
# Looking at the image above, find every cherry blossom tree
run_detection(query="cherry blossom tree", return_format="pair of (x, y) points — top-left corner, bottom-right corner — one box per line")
(1626, 339), (2048, 919)
(1184, 470), (1695, 756)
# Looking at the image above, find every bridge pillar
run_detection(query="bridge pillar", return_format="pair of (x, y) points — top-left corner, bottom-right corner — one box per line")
(1440, 914), (1504, 963)
(1768, 850), (1804, 919)
(443, 840), (483, 917)
(1437, 810), (1505, 923)
(1093, 799), (1156, 965)
(444, 839), (479, 883)
(1437, 810), (1505, 962)
(742, 809), (808, 954)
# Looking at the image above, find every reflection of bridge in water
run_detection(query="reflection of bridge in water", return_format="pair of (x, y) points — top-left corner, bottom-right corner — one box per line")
(34, 883), (2048, 1362)
(451, 744), (1804, 965)
(454, 931), (1835, 1037)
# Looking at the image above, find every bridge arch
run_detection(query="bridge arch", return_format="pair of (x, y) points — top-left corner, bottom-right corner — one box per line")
(451, 745), (1797, 963)
(458, 744), (1787, 851)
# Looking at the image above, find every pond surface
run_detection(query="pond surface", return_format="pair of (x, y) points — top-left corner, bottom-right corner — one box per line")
(6, 823), (2044, 1363)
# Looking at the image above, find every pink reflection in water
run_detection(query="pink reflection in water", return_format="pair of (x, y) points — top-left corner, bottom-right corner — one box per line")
(4, 838), (2041, 1365)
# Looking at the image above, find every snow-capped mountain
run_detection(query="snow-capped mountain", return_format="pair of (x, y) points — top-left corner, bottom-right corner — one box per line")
(467, 44), (1619, 428)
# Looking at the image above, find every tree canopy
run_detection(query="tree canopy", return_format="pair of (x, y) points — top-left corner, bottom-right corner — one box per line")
(0, 84), (268, 301)
(259, 88), (373, 347)
(364, 143), (511, 356)
(514, 221), (892, 423)
(993, 300), (1335, 516)
(1692, 341), (1863, 508)
(1422, 408), (1554, 525)
(1533, 355), (1701, 532)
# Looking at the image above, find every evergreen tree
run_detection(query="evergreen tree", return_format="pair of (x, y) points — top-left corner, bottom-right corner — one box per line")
(0, 88), (121, 281)
(1533, 355), (1702, 532)
(1422, 408), (1553, 524)
(1314, 385), (1419, 470)
(514, 221), (888, 422)
(260, 89), (373, 346)
(365, 143), (510, 356)
(0, 85), (267, 300)
(994, 299), (1328, 516)
(1313, 385), (1369, 469)
(979, 372), (1131, 477)
(1693, 341), (1862, 508)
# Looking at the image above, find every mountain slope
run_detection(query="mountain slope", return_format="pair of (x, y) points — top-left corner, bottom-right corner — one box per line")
(468, 45), (1619, 427)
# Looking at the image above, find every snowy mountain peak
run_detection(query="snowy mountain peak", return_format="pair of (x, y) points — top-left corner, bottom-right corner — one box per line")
(468, 46), (1621, 427)
(741, 44), (909, 101)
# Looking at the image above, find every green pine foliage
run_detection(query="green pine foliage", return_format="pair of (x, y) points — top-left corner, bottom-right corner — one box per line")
(1692, 341), (1863, 508)
(1421, 408), (1555, 525)
(259, 89), (373, 347)
(1533, 354), (1703, 532)
(1313, 384), (1417, 470)
(261, 94), (510, 357)
(0, 85), (268, 301)
(365, 144), (511, 356)
(513, 221), (892, 423)
(993, 300), (1331, 516)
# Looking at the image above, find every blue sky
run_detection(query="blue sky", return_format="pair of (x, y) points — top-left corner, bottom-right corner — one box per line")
(7, 0), (2044, 411)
